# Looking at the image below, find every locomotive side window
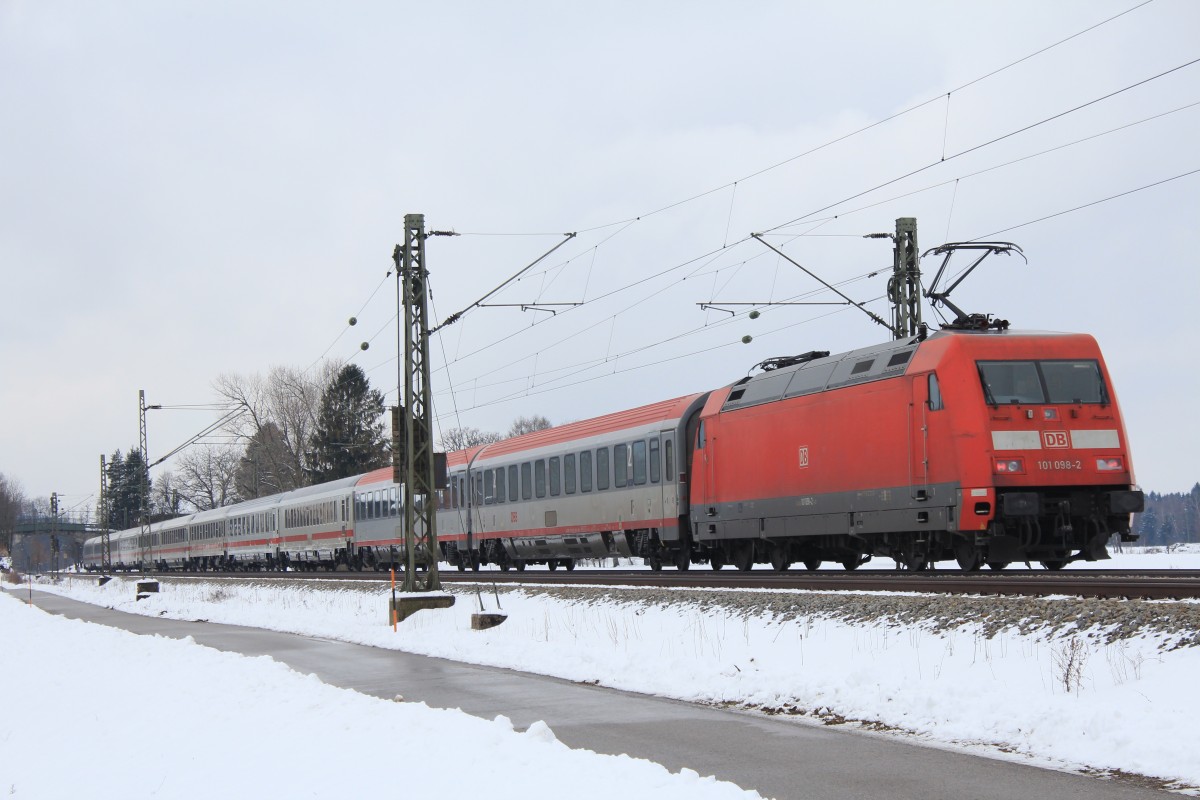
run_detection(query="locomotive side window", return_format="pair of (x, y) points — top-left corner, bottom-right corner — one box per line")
(632, 440), (648, 485)
(507, 465), (518, 502)
(580, 451), (593, 492)
(549, 456), (561, 496)
(495, 467), (506, 504)
(615, 443), (629, 488)
(697, 421), (706, 449)
(565, 453), (577, 494)
(649, 437), (661, 484)
(535, 459), (547, 498)
(521, 462), (532, 500)
(596, 448), (610, 490)
(928, 373), (944, 411)
(664, 438), (675, 481)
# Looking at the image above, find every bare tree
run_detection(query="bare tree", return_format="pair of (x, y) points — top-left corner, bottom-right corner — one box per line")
(151, 470), (185, 518)
(0, 473), (27, 554)
(507, 415), (552, 438)
(438, 426), (502, 452)
(174, 445), (240, 510)
(214, 362), (341, 489)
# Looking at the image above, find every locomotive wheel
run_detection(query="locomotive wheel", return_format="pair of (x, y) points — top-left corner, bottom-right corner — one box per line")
(769, 546), (790, 572)
(803, 559), (821, 571)
(734, 543), (754, 572)
(515, 560), (526, 572)
(564, 559), (575, 571)
(548, 560), (558, 571)
(954, 543), (981, 572)
(1041, 559), (1067, 571)
(841, 556), (861, 571)
(710, 550), (726, 570)
(499, 562), (511, 572)
(986, 561), (1010, 571)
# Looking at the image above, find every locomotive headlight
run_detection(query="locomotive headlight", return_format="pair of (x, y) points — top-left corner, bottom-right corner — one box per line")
(1096, 457), (1125, 471)
(993, 458), (1025, 474)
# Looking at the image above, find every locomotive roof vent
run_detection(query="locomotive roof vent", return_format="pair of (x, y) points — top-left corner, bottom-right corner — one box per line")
(922, 241), (1025, 331)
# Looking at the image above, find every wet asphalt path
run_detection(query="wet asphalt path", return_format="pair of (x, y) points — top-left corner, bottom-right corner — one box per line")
(12, 588), (1172, 800)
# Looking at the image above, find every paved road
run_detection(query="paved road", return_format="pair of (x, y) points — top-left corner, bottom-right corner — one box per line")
(14, 588), (1171, 800)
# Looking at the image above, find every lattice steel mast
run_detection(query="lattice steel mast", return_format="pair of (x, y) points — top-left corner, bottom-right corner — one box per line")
(395, 213), (443, 593)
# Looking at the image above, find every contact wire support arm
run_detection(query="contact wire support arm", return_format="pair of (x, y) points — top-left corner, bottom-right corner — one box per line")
(431, 233), (577, 334)
(751, 233), (900, 337)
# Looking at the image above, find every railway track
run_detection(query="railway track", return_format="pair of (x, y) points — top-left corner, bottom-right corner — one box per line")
(67, 568), (1200, 600)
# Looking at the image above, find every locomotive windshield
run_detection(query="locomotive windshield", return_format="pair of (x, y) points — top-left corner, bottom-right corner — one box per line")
(977, 360), (1108, 405)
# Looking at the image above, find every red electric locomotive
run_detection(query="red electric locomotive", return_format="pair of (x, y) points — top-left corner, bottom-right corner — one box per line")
(685, 327), (1143, 572)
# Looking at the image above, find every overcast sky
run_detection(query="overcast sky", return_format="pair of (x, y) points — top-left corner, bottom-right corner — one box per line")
(2, 0), (1197, 516)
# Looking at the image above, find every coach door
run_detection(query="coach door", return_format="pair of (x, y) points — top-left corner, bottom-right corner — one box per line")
(657, 430), (674, 529)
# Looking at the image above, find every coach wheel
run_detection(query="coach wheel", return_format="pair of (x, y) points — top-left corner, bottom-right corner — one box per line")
(987, 561), (1010, 571)
(803, 559), (821, 571)
(954, 542), (981, 572)
(457, 560), (466, 572)
(769, 546), (790, 572)
(564, 559), (575, 572)
(1041, 559), (1067, 571)
(674, 548), (690, 571)
(710, 550), (726, 571)
(548, 560), (558, 572)
(734, 543), (754, 572)
(649, 552), (663, 571)
(470, 553), (481, 572)
(841, 556), (861, 571)
(515, 560), (526, 572)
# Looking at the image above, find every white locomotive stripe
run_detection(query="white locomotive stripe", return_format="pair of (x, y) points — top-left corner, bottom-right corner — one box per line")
(991, 431), (1041, 450)
(1070, 429), (1120, 449)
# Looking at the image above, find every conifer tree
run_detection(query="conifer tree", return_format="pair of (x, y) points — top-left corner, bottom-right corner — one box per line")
(307, 365), (389, 483)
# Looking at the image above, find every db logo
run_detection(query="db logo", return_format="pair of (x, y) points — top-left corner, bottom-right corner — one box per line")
(1043, 431), (1069, 449)
(510, 512), (518, 523)
(798, 446), (810, 468)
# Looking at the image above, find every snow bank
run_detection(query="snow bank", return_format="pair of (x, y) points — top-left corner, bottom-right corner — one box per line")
(28, 569), (1200, 792)
(0, 591), (760, 800)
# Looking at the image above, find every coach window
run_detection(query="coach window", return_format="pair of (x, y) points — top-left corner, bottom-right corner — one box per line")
(508, 465), (518, 502)
(535, 459), (547, 498)
(474, 473), (484, 507)
(484, 469), (495, 505)
(632, 440), (648, 485)
(459, 476), (466, 509)
(495, 467), (506, 504)
(928, 373), (944, 411)
(564, 453), (577, 494)
(548, 456), (561, 496)
(665, 437), (675, 481)
(649, 437), (661, 483)
(614, 443), (629, 488)
(596, 447), (610, 490)
(521, 462), (532, 500)
(580, 450), (593, 492)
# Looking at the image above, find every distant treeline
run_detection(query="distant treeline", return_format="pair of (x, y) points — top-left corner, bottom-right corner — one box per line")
(1131, 484), (1200, 546)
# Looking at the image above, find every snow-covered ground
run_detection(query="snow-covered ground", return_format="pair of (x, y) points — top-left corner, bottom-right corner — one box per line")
(0, 590), (760, 800)
(21, 545), (1200, 794)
